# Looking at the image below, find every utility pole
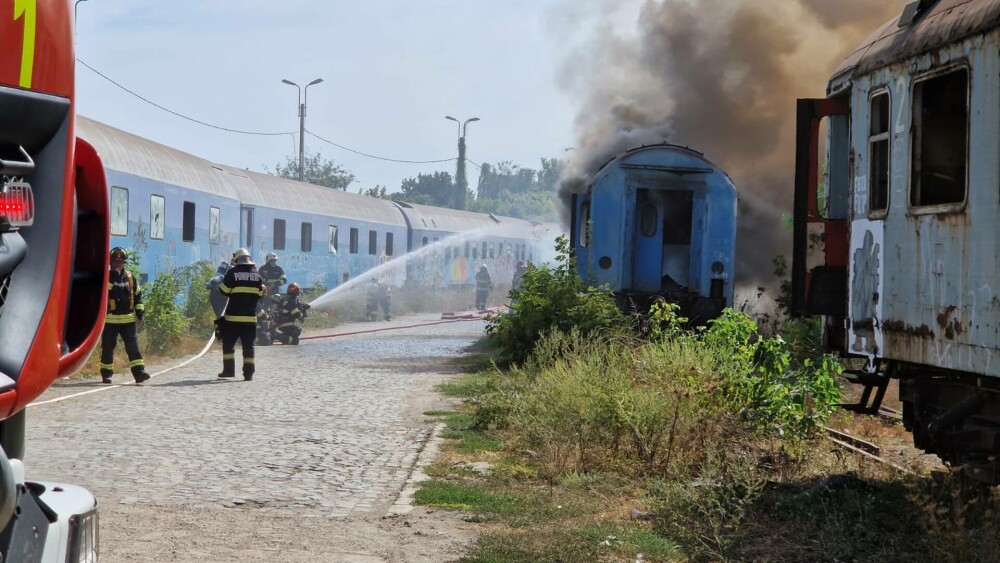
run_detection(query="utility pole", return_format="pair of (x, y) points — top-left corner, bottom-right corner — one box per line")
(445, 115), (479, 210)
(281, 77), (324, 182)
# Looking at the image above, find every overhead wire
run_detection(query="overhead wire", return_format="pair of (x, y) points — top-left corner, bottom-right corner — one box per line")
(77, 59), (297, 137)
(78, 59), (474, 170)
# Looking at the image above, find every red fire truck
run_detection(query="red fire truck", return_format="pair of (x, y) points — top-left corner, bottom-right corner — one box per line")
(0, 0), (106, 559)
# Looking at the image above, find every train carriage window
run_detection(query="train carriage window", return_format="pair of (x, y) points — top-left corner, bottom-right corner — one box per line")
(209, 206), (221, 245)
(182, 201), (196, 242)
(273, 219), (286, 250)
(910, 68), (969, 207)
(464, 241), (470, 257)
(433, 237), (439, 243)
(489, 243), (495, 259)
(481, 242), (487, 259)
(386, 233), (394, 256)
(579, 201), (591, 247)
(328, 225), (339, 254)
(149, 195), (164, 240)
(301, 222), (312, 252)
(473, 245), (479, 260)
(111, 187), (128, 236)
(869, 91), (890, 214)
(369, 230), (377, 255)
(349, 228), (359, 254)
(663, 191), (694, 245)
(422, 236), (429, 247)
(445, 247), (452, 261)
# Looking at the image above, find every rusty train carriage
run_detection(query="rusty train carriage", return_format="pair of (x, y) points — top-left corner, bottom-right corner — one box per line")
(794, 0), (1000, 481)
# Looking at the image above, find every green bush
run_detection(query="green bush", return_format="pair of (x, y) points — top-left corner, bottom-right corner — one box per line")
(486, 235), (626, 366)
(142, 269), (189, 353)
(183, 261), (216, 333)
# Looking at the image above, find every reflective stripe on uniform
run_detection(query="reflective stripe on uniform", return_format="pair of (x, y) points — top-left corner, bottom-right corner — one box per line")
(223, 353), (235, 360)
(243, 357), (255, 365)
(135, 303), (145, 311)
(100, 363), (114, 370)
(106, 313), (137, 324)
(229, 287), (264, 296)
(224, 315), (258, 323)
(129, 359), (145, 368)
(220, 284), (233, 295)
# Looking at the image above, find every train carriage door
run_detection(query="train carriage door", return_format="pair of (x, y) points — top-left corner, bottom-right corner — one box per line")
(847, 89), (891, 365)
(240, 207), (254, 249)
(632, 190), (664, 292)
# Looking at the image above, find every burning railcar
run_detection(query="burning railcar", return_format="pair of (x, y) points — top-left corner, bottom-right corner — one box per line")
(570, 144), (737, 322)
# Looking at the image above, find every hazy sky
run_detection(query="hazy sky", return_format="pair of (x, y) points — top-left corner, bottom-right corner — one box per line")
(74, 1), (641, 193)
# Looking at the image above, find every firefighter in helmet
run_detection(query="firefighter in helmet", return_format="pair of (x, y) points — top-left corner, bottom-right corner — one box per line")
(366, 278), (391, 321)
(475, 264), (493, 311)
(100, 247), (151, 384)
(273, 282), (311, 344)
(218, 247), (264, 380)
(259, 252), (286, 296)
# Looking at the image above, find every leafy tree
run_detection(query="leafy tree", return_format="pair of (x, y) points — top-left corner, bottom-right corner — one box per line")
(359, 185), (389, 199)
(393, 171), (455, 207)
(471, 158), (563, 219)
(273, 152), (356, 190)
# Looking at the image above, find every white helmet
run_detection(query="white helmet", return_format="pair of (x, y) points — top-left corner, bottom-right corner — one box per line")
(266, 252), (278, 262)
(232, 247), (254, 266)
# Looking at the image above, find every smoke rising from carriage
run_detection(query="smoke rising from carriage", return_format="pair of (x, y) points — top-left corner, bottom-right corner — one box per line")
(554, 0), (904, 282)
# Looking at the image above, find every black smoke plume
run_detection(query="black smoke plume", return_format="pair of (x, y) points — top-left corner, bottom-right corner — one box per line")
(555, 0), (906, 283)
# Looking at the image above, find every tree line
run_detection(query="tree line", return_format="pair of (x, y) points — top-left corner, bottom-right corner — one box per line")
(272, 153), (562, 220)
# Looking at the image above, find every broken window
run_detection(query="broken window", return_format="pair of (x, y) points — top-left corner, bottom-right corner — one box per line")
(869, 91), (890, 213)
(910, 68), (968, 207)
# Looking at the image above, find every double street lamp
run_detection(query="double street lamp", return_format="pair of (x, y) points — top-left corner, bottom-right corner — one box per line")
(282, 77), (324, 182)
(445, 116), (479, 210)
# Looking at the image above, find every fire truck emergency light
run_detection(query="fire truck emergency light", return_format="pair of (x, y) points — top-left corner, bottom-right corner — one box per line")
(0, 180), (34, 229)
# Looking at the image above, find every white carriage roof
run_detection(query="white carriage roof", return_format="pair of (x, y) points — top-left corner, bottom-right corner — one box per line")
(833, 0), (1000, 83)
(395, 201), (542, 238)
(77, 116), (407, 226)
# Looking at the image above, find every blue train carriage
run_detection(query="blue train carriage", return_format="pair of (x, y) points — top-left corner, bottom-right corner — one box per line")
(227, 168), (408, 293)
(791, 0), (1000, 481)
(571, 144), (737, 323)
(78, 117), (244, 283)
(396, 202), (542, 289)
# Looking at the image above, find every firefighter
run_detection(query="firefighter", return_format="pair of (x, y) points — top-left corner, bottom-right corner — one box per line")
(366, 279), (391, 321)
(206, 260), (230, 318)
(259, 252), (286, 296)
(218, 248), (264, 381)
(100, 247), (151, 384)
(475, 264), (493, 311)
(273, 282), (311, 344)
(512, 261), (527, 291)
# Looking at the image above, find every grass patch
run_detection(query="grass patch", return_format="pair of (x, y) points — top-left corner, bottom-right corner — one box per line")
(440, 429), (502, 454)
(436, 373), (496, 399)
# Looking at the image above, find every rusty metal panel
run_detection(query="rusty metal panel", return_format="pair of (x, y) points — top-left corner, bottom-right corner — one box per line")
(845, 37), (1000, 377)
(835, 0), (1000, 79)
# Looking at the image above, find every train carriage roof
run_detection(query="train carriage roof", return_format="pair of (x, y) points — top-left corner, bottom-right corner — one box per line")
(77, 116), (247, 201)
(395, 202), (541, 239)
(833, 0), (1000, 83)
(77, 117), (406, 226)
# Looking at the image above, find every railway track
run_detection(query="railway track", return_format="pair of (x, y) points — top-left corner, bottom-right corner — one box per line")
(823, 405), (915, 476)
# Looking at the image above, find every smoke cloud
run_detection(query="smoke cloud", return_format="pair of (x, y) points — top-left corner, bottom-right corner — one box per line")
(555, 0), (906, 283)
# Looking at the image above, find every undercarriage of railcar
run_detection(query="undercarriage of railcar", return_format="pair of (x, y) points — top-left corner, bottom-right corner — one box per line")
(871, 361), (1000, 484)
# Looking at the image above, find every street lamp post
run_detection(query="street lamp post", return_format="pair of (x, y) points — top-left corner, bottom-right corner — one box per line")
(445, 115), (479, 210)
(74, 0), (89, 35)
(281, 77), (324, 182)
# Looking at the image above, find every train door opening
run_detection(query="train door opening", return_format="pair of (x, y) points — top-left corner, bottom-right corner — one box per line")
(240, 207), (254, 249)
(792, 94), (850, 351)
(632, 189), (693, 293)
